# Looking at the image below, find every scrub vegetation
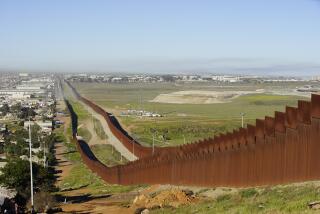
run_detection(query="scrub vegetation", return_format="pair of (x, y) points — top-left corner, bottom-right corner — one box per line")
(151, 184), (320, 213)
(72, 82), (306, 146)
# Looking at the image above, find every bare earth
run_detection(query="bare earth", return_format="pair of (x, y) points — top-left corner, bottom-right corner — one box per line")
(81, 102), (137, 161)
(55, 102), (73, 186)
(55, 141), (73, 187)
(79, 118), (106, 146)
(66, 83), (137, 161)
(59, 189), (137, 214)
(150, 90), (264, 104)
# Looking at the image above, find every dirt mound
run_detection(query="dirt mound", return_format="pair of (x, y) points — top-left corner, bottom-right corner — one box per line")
(150, 90), (262, 104)
(133, 188), (196, 209)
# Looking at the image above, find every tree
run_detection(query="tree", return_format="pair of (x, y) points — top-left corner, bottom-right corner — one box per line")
(0, 103), (9, 115)
(10, 103), (22, 114)
(161, 128), (170, 142)
(19, 107), (36, 119)
(0, 159), (31, 195)
(13, 127), (28, 141)
(161, 75), (175, 82)
(0, 159), (55, 199)
(31, 124), (41, 148)
(4, 141), (28, 156)
(0, 143), (4, 153)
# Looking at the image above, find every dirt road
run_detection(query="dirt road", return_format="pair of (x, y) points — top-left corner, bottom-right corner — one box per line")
(81, 103), (137, 161)
(64, 83), (137, 161)
(78, 118), (106, 146)
(54, 140), (73, 188)
(58, 190), (137, 214)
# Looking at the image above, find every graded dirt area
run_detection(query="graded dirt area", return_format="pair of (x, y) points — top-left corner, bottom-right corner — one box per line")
(55, 140), (73, 187)
(150, 90), (263, 104)
(80, 118), (106, 146)
(58, 189), (137, 214)
(59, 185), (201, 214)
(66, 82), (137, 161)
(55, 102), (73, 186)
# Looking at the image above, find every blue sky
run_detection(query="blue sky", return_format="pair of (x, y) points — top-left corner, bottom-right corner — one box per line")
(0, 0), (320, 75)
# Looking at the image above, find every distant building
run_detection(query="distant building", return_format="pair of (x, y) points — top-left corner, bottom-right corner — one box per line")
(24, 120), (53, 133)
(19, 73), (29, 77)
(312, 76), (320, 81)
(111, 77), (123, 82)
(0, 124), (6, 132)
(212, 75), (241, 82)
(16, 85), (42, 90)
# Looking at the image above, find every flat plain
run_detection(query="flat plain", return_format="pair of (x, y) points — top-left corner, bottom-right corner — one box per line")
(72, 81), (310, 146)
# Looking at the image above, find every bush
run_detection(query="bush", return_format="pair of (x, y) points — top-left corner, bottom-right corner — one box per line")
(0, 159), (55, 198)
(216, 194), (231, 202)
(27, 191), (57, 213)
(240, 188), (258, 198)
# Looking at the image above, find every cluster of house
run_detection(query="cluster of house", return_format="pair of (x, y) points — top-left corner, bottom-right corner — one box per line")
(0, 119), (56, 166)
(296, 85), (320, 93)
(0, 124), (6, 149)
(66, 74), (245, 83)
(0, 73), (55, 121)
(67, 74), (167, 83)
(0, 73), (59, 167)
(66, 73), (320, 84)
(0, 98), (55, 121)
(121, 109), (162, 118)
(0, 73), (54, 100)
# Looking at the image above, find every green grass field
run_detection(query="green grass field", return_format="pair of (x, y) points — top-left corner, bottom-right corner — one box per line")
(91, 144), (128, 166)
(72, 82), (308, 146)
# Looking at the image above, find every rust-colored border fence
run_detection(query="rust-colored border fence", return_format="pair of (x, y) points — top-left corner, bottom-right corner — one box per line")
(65, 80), (153, 158)
(64, 80), (320, 187)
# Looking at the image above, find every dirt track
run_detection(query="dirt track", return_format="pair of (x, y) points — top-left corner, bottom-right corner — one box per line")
(79, 118), (106, 146)
(58, 190), (137, 214)
(64, 83), (137, 161)
(55, 101), (73, 186)
(81, 102), (137, 161)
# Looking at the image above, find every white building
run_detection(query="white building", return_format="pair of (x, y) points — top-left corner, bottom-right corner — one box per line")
(24, 120), (53, 133)
(212, 75), (241, 82)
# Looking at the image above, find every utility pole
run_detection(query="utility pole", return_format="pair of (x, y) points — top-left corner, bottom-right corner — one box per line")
(43, 139), (46, 168)
(152, 133), (155, 155)
(40, 135), (46, 168)
(240, 112), (246, 128)
(91, 113), (94, 132)
(150, 127), (156, 156)
(28, 120), (34, 211)
(132, 140), (135, 159)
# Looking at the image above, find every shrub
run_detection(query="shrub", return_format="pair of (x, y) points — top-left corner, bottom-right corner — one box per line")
(240, 188), (258, 198)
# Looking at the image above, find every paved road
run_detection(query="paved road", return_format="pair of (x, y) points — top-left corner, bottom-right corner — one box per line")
(64, 83), (137, 161)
